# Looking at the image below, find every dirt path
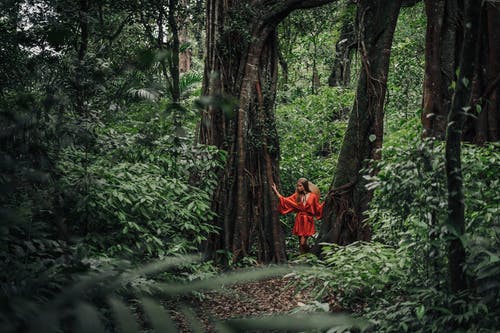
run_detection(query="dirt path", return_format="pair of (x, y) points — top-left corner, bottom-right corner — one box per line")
(172, 276), (317, 332)
(198, 276), (312, 318)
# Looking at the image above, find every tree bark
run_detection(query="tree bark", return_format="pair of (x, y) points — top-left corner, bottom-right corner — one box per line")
(312, 40), (321, 94)
(200, 0), (280, 262)
(328, 12), (356, 87)
(315, 0), (402, 248)
(178, 0), (192, 73)
(422, 0), (499, 143)
(421, 0), (461, 140)
(193, 0), (204, 59)
(468, 2), (500, 143)
(445, 0), (480, 293)
(199, 0), (336, 263)
(167, 0), (181, 103)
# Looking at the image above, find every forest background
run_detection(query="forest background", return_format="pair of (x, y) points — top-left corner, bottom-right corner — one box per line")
(1, 0), (499, 332)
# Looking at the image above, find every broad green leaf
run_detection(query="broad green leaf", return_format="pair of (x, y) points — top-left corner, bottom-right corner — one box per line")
(108, 297), (140, 333)
(218, 313), (370, 332)
(74, 302), (107, 333)
(141, 297), (178, 333)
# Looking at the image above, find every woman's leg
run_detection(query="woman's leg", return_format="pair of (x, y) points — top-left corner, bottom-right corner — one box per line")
(299, 236), (308, 254)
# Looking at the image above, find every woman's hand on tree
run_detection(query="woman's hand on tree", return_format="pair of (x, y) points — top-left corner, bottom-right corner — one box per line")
(271, 183), (281, 197)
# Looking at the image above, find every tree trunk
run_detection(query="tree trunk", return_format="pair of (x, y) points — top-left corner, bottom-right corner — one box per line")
(167, 0), (181, 103)
(422, 0), (499, 143)
(446, 0), (480, 293)
(315, 0), (402, 248)
(312, 40), (321, 94)
(199, 1), (282, 264)
(467, 2), (500, 143)
(178, 0), (192, 73)
(328, 12), (356, 87)
(199, 0), (336, 263)
(193, 0), (204, 59)
(421, 0), (461, 140)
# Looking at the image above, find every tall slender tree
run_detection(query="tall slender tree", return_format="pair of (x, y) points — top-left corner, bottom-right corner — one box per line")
(316, 0), (402, 247)
(445, 0), (481, 293)
(327, 4), (357, 87)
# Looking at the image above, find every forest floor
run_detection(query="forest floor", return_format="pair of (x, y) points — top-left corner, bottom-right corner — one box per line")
(170, 276), (339, 332)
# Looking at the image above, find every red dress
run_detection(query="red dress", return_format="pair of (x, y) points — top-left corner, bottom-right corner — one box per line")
(278, 192), (324, 236)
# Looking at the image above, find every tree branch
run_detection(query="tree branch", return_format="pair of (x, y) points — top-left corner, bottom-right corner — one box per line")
(402, 0), (421, 7)
(288, 0), (338, 10)
(262, 0), (338, 27)
(475, 72), (500, 105)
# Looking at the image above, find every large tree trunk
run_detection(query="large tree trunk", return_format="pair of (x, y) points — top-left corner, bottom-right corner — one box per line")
(422, 0), (499, 142)
(315, 0), (402, 248)
(445, 0), (480, 293)
(199, 0), (336, 264)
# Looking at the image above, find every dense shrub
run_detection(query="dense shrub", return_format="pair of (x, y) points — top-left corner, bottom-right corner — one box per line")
(361, 121), (500, 331)
(297, 242), (408, 307)
(276, 86), (353, 194)
(57, 110), (224, 259)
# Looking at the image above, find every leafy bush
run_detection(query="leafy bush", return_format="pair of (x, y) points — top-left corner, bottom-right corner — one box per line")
(360, 121), (500, 331)
(57, 109), (225, 259)
(290, 115), (499, 331)
(364, 287), (492, 333)
(296, 242), (408, 309)
(295, 239), (499, 332)
(386, 1), (425, 125)
(365, 132), (448, 283)
(276, 86), (352, 194)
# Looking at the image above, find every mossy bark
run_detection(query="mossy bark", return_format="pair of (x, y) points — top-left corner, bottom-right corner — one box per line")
(199, 0), (337, 263)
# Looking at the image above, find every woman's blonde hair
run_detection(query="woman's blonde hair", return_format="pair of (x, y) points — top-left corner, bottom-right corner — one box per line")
(297, 178), (320, 196)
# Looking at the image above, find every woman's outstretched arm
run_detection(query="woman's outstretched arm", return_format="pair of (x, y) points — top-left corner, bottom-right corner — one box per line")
(271, 183), (282, 198)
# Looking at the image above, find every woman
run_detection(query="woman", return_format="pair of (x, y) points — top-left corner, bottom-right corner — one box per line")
(272, 178), (324, 254)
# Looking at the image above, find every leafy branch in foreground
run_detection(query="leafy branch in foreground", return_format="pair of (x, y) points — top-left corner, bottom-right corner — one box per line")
(2, 256), (370, 333)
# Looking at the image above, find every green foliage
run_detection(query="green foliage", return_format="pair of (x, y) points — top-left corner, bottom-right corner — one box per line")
(278, 2), (353, 96)
(367, 123), (499, 271)
(364, 287), (493, 333)
(1, 2), (214, 319)
(386, 1), (426, 126)
(276, 87), (353, 194)
(57, 117), (224, 259)
(297, 242), (407, 308)
(276, 87), (353, 251)
(2, 0), (499, 331)
(366, 130), (448, 282)
(359, 120), (500, 331)
(218, 312), (369, 332)
(284, 77), (499, 330)
(295, 236), (499, 332)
